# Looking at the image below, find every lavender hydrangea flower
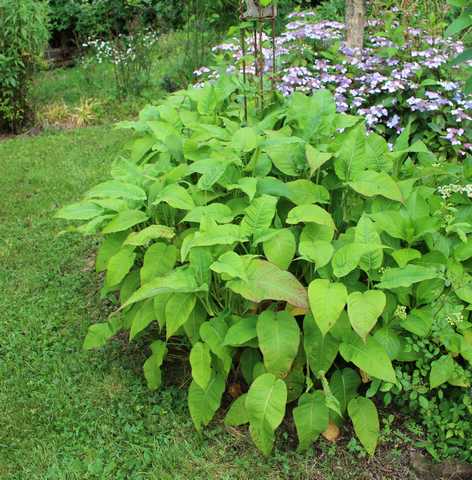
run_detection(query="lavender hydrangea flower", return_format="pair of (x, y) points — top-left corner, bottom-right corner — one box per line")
(195, 9), (470, 157)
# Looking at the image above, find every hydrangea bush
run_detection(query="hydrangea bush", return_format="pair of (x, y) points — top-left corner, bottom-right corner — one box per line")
(197, 9), (471, 160)
(58, 74), (472, 457)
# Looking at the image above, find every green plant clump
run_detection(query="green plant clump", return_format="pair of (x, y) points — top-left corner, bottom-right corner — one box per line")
(58, 75), (472, 456)
(0, 0), (49, 132)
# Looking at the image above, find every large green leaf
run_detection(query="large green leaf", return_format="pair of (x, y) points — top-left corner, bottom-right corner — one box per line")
(86, 180), (146, 201)
(265, 137), (305, 176)
(377, 265), (440, 289)
(364, 132), (391, 171)
(305, 144), (332, 176)
(453, 239), (472, 262)
(223, 316), (257, 346)
(153, 292), (171, 330)
(182, 204), (234, 224)
(348, 397), (379, 456)
(347, 291), (386, 341)
(349, 171), (402, 202)
(188, 373), (225, 431)
(245, 373), (288, 455)
(329, 368), (361, 416)
(153, 183), (195, 210)
(227, 259), (309, 310)
(430, 354), (455, 388)
(285, 179), (330, 205)
(83, 322), (115, 350)
(262, 229), (296, 270)
(95, 232), (127, 272)
(189, 159), (227, 191)
(232, 127), (258, 152)
(181, 224), (245, 261)
(300, 239), (334, 268)
(355, 215), (383, 272)
(287, 90), (336, 141)
(190, 341), (212, 389)
(165, 293), (197, 339)
(257, 310), (300, 378)
(123, 268), (207, 307)
(229, 177), (258, 201)
(129, 299), (156, 340)
(200, 317), (232, 372)
(143, 340), (167, 390)
(308, 279), (348, 336)
(340, 333), (396, 383)
(293, 391), (329, 451)
(140, 242), (177, 284)
(120, 270), (140, 305)
(56, 202), (104, 220)
(287, 204), (335, 230)
(299, 224), (334, 267)
(400, 308), (433, 337)
(445, 13), (472, 36)
(304, 315), (339, 377)
(183, 302), (207, 345)
(334, 124), (366, 181)
(370, 210), (410, 241)
(105, 247), (136, 287)
(210, 251), (251, 281)
(239, 349), (262, 385)
(240, 195), (278, 237)
(224, 394), (249, 426)
(332, 243), (382, 278)
(124, 225), (175, 246)
(391, 248), (421, 268)
(256, 176), (290, 198)
(102, 209), (149, 234)
(189, 247), (213, 286)
(373, 326), (401, 360)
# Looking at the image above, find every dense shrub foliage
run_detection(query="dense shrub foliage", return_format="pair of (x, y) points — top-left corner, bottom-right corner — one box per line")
(198, 9), (471, 161)
(48, 0), (251, 47)
(48, 0), (183, 46)
(58, 74), (472, 456)
(0, 0), (49, 131)
(445, 0), (472, 94)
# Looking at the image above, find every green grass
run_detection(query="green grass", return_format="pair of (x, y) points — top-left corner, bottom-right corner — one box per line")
(0, 126), (414, 479)
(31, 61), (160, 126)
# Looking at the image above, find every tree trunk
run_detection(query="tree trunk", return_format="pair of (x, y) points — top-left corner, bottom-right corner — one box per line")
(345, 0), (365, 50)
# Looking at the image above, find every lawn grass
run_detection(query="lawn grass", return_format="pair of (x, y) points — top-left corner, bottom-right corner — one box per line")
(0, 126), (416, 479)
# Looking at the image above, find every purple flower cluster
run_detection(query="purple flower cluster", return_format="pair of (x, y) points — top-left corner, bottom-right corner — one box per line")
(196, 10), (471, 156)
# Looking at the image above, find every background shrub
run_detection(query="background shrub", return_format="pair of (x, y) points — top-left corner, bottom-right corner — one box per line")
(0, 0), (49, 132)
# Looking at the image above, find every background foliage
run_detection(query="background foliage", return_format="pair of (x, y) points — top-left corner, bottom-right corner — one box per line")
(0, 0), (49, 131)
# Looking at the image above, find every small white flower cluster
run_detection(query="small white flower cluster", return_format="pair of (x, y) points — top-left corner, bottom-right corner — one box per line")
(394, 305), (408, 321)
(437, 183), (472, 200)
(447, 311), (464, 326)
(82, 30), (159, 66)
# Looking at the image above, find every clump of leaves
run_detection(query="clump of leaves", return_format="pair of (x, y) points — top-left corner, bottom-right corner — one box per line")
(57, 75), (472, 456)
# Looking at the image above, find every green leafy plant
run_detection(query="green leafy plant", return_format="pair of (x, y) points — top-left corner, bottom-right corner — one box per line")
(58, 75), (472, 456)
(447, 0), (472, 93)
(0, 0), (49, 132)
(383, 333), (472, 461)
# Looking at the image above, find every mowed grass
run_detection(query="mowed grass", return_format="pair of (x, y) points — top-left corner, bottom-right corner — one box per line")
(0, 126), (414, 479)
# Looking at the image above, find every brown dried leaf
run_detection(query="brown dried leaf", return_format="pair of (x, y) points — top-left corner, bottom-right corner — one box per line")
(322, 421), (340, 442)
